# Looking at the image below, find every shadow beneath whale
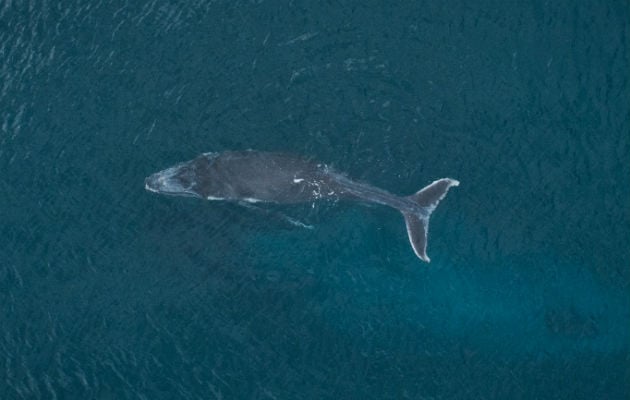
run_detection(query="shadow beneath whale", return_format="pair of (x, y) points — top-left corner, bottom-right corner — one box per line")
(246, 208), (629, 359)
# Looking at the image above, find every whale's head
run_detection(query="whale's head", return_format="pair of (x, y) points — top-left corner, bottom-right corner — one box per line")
(145, 155), (211, 199)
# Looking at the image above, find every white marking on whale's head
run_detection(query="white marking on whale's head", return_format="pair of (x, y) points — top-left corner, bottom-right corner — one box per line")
(206, 196), (224, 201)
(242, 197), (262, 203)
(145, 163), (203, 199)
(293, 178), (304, 183)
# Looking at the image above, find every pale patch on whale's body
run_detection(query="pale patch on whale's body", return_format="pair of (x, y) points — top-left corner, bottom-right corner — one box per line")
(145, 150), (459, 262)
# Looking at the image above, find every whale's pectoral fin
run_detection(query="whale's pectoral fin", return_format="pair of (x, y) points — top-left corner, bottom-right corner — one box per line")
(237, 201), (314, 230)
(403, 178), (459, 262)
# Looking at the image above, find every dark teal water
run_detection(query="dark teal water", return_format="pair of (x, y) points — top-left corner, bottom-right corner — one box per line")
(1, 1), (629, 399)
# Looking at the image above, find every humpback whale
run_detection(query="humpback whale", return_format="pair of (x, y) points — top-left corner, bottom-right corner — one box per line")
(145, 150), (459, 262)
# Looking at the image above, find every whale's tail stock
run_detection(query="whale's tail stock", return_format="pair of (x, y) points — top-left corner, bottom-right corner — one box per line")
(402, 178), (459, 262)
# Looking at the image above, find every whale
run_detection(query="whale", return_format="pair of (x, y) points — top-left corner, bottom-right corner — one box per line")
(145, 150), (459, 262)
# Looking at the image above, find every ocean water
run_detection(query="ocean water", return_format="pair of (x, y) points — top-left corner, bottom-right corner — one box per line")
(1, 1), (629, 399)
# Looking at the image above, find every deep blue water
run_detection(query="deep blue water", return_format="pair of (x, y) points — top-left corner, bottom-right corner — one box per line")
(1, 1), (629, 399)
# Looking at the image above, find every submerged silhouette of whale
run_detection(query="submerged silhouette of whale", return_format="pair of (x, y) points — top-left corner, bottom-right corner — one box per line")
(145, 150), (459, 262)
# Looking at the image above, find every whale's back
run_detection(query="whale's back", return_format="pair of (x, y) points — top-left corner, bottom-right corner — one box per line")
(200, 151), (338, 203)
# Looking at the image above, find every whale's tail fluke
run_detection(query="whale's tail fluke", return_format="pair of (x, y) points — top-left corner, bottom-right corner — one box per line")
(402, 178), (459, 262)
